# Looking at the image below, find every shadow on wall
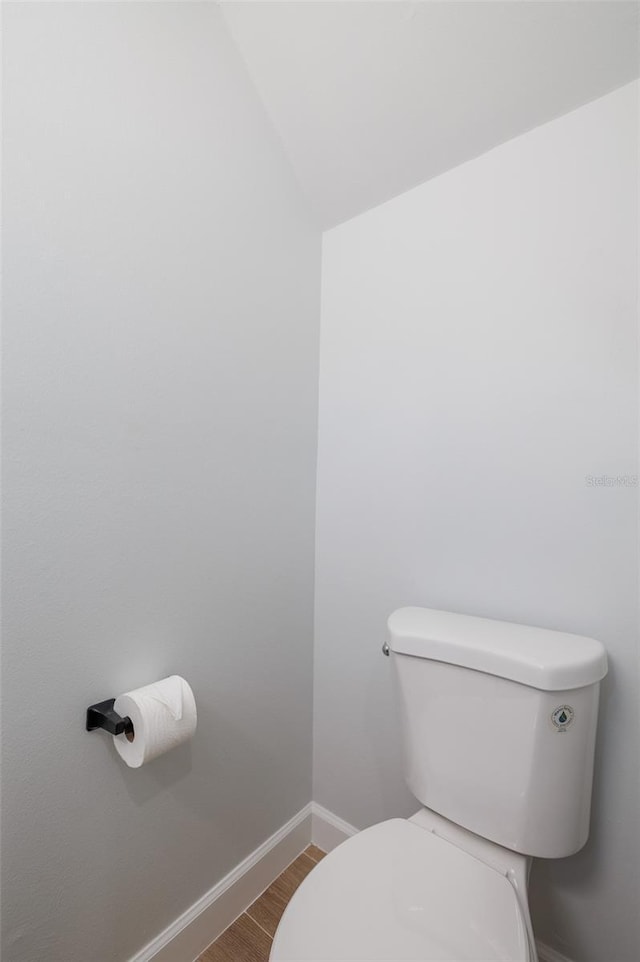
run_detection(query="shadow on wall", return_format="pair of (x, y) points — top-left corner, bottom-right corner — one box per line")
(528, 659), (633, 957)
(115, 705), (296, 846)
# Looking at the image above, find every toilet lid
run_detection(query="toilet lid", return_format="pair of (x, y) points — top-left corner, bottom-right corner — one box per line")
(270, 819), (530, 962)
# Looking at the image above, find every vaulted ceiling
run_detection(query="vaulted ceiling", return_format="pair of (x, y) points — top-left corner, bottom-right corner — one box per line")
(221, 1), (640, 228)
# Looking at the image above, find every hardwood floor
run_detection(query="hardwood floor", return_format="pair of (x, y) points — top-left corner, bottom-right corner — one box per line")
(198, 845), (326, 962)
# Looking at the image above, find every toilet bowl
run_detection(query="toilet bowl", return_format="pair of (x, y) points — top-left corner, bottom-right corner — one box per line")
(270, 607), (607, 962)
(271, 811), (535, 962)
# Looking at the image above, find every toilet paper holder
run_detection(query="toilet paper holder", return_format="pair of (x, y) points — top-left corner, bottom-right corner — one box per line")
(86, 698), (134, 737)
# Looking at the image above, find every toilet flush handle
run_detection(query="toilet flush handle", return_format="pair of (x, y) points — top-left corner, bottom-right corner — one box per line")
(382, 642), (390, 656)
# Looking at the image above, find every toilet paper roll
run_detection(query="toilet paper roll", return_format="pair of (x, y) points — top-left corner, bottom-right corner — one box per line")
(113, 675), (197, 768)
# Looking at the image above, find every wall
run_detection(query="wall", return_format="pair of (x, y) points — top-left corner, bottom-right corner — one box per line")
(2, 4), (319, 961)
(314, 82), (638, 962)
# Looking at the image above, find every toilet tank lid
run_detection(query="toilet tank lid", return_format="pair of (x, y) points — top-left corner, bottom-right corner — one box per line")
(387, 607), (607, 691)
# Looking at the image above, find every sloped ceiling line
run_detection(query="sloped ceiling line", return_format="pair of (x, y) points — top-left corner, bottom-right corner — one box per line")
(221, 1), (640, 229)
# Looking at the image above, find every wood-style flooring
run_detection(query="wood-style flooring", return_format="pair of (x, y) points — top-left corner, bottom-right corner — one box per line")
(198, 845), (326, 962)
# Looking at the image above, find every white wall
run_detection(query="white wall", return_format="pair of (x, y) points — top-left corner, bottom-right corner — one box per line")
(315, 82), (639, 962)
(2, 4), (319, 961)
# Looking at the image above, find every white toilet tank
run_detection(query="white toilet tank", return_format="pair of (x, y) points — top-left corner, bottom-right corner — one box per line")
(387, 607), (607, 859)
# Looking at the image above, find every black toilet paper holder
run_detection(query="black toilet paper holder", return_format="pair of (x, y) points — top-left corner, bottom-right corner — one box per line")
(86, 698), (134, 737)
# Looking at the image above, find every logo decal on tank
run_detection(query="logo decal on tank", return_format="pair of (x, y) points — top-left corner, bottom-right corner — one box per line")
(551, 705), (574, 732)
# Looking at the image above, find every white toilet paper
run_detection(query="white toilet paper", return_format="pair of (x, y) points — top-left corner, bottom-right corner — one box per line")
(113, 675), (197, 768)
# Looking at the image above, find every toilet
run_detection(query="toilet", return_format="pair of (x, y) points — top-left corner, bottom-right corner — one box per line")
(271, 606), (608, 962)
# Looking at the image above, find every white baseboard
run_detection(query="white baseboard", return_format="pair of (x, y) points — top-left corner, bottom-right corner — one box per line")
(536, 941), (575, 962)
(129, 803), (312, 962)
(310, 801), (359, 852)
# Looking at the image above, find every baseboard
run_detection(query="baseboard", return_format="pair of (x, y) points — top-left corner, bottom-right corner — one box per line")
(536, 941), (575, 962)
(129, 803), (312, 962)
(310, 801), (359, 852)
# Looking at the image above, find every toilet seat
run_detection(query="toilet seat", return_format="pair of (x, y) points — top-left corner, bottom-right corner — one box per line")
(270, 819), (530, 962)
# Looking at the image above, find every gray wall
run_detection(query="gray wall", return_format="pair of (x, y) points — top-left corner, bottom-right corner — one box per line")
(314, 83), (639, 962)
(2, 4), (319, 961)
